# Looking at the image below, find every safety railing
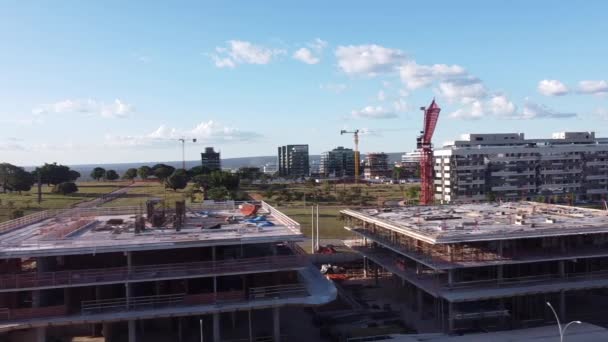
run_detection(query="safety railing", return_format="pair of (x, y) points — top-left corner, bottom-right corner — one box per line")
(0, 255), (308, 291)
(249, 284), (308, 300)
(82, 293), (184, 314)
(0, 305), (67, 320)
(260, 201), (301, 234)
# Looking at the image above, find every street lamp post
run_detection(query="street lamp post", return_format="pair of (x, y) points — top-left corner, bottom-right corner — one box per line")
(546, 301), (581, 342)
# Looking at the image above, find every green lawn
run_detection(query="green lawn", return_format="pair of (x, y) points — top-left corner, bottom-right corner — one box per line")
(101, 182), (192, 208)
(0, 181), (130, 222)
(277, 206), (354, 240)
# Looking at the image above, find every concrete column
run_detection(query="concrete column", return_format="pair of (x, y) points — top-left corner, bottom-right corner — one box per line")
(560, 291), (566, 321)
(102, 323), (112, 341)
(447, 270), (454, 287)
(232, 311), (237, 328)
(497, 265), (503, 283)
(212, 246), (216, 262)
(559, 260), (566, 278)
(34, 327), (45, 342)
(417, 288), (424, 320)
(213, 312), (221, 342)
(273, 307), (281, 342)
(248, 310), (253, 342)
(128, 320), (136, 342)
(177, 317), (183, 342)
(448, 302), (454, 332)
(363, 257), (368, 278)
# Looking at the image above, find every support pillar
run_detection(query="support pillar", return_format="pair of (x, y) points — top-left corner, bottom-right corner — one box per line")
(448, 302), (454, 333)
(177, 318), (183, 342)
(128, 320), (136, 342)
(417, 288), (424, 320)
(447, 270), (454, 287)
(560, 290), (566, 321)
(102, 323), (112, 341)
(248, 310), (253, 342)
(273, 307), (280, 342)
(497, 265), (503, 283)
(213, 312), (221, 342)
(559, 260), (566, 278)
(232, 311), (237, 328)
(363, 257), (368, 278)
(35, 327), (45, 342)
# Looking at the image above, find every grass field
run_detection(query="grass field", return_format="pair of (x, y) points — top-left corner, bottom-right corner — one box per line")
(277, 206), (353, 240)
(0, 181), (130, 222)
(101, 182), (191, 208)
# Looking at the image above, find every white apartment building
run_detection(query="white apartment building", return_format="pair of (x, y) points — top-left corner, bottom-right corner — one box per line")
(434, 132), (608, 203)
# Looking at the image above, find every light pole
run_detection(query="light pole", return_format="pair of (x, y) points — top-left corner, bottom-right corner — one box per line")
(200, 317), (204, 342)
(546, 301), (581, 342)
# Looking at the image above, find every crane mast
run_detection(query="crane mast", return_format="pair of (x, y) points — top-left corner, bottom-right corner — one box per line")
(418, 99), (441, 205)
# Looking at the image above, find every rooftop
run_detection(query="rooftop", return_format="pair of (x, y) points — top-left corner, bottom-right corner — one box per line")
(0, 201), (302, 258)
(342, 202), (608, 244)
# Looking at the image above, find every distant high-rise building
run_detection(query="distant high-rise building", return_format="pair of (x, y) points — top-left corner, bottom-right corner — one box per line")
(278, 145), (310, 177)
(397, 150), (421, 178)
(320, 146), (357, 177)
(201, 147), (221, 171)
(263, 162), (278, 175)
(363, 152), (391, 179)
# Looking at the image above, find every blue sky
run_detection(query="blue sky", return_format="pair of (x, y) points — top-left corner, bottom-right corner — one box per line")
(1, 1), (607, 166)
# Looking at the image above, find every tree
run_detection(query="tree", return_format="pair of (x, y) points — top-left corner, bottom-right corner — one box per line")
(105, 170), (119, 181)
(90, 167), (106, 181)
(68, 170), (81, 181)
(406, 185), (421, 200)
(165, 169), (188, 191)
(393, 166), (404, 180)
(123, 168), (138, 180)
(0, 163), (35, 194)
(52, 182), (79, 195)
(34, 163), (73, 185)
(138, 166), (152, 180)
(188, 165), (211, 178)
(207, 186), (231, 201)
(154, 166), (175, 182)
(237, 167), (263, 180)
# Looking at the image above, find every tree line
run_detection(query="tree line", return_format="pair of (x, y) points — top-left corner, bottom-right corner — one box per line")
(0, 162), (81, 195)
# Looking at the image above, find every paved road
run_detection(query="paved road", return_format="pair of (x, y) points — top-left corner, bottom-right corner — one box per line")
(73, 182), (139, 209)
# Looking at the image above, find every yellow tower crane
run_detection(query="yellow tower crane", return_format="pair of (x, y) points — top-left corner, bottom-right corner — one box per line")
(340, 129), (360, 183)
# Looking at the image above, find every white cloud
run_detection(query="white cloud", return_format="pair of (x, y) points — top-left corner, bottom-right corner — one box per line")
(393, 98), (407, 113)
(105, 120), (261, 147)
(319, 83), (347, 94)
(518, 101), (576, 119)
(309, 38), (328, 51)
(449, 95), (516, 120)
(449, 100), (485, 120)
(335, 44), (406, 76)
(538, 79), (569, 96)
(596, 107), (608, 120)
(377, 90), (386, 101)
(211, 40), (285, 68)
(437, 77), (487, 104)
(399, 61), (467, 89)
(350, 105), (397, 119)
(293, 48), (319, 64)
(487, 95), (517, 116)
(33, 98), (134, 118)
(578, 80), (608, 95)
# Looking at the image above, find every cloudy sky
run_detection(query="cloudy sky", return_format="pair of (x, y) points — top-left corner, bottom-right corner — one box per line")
(1, 1), (607, 166)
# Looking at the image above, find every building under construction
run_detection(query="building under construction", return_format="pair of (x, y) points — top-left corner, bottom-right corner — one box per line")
(0, 201), (335, 342)
(341, 202), (608, 333)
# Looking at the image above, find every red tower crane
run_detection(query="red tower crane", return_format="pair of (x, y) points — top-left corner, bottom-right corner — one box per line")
(417, 99), (441, 205)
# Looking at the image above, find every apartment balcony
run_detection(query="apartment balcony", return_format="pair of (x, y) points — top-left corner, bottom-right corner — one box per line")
(586, 174), (608, 180)
(0, 255), (309, 292)
(490, 170), (535, 177)
(587, 188), (608, 195)
(540, 169), (583, 175)
(453, 165), (486, 171)
(586, 161), (608, 167)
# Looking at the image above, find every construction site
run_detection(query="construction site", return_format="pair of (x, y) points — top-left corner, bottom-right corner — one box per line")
(0, 200), (336, 342)
(339, 201), (608, 334)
